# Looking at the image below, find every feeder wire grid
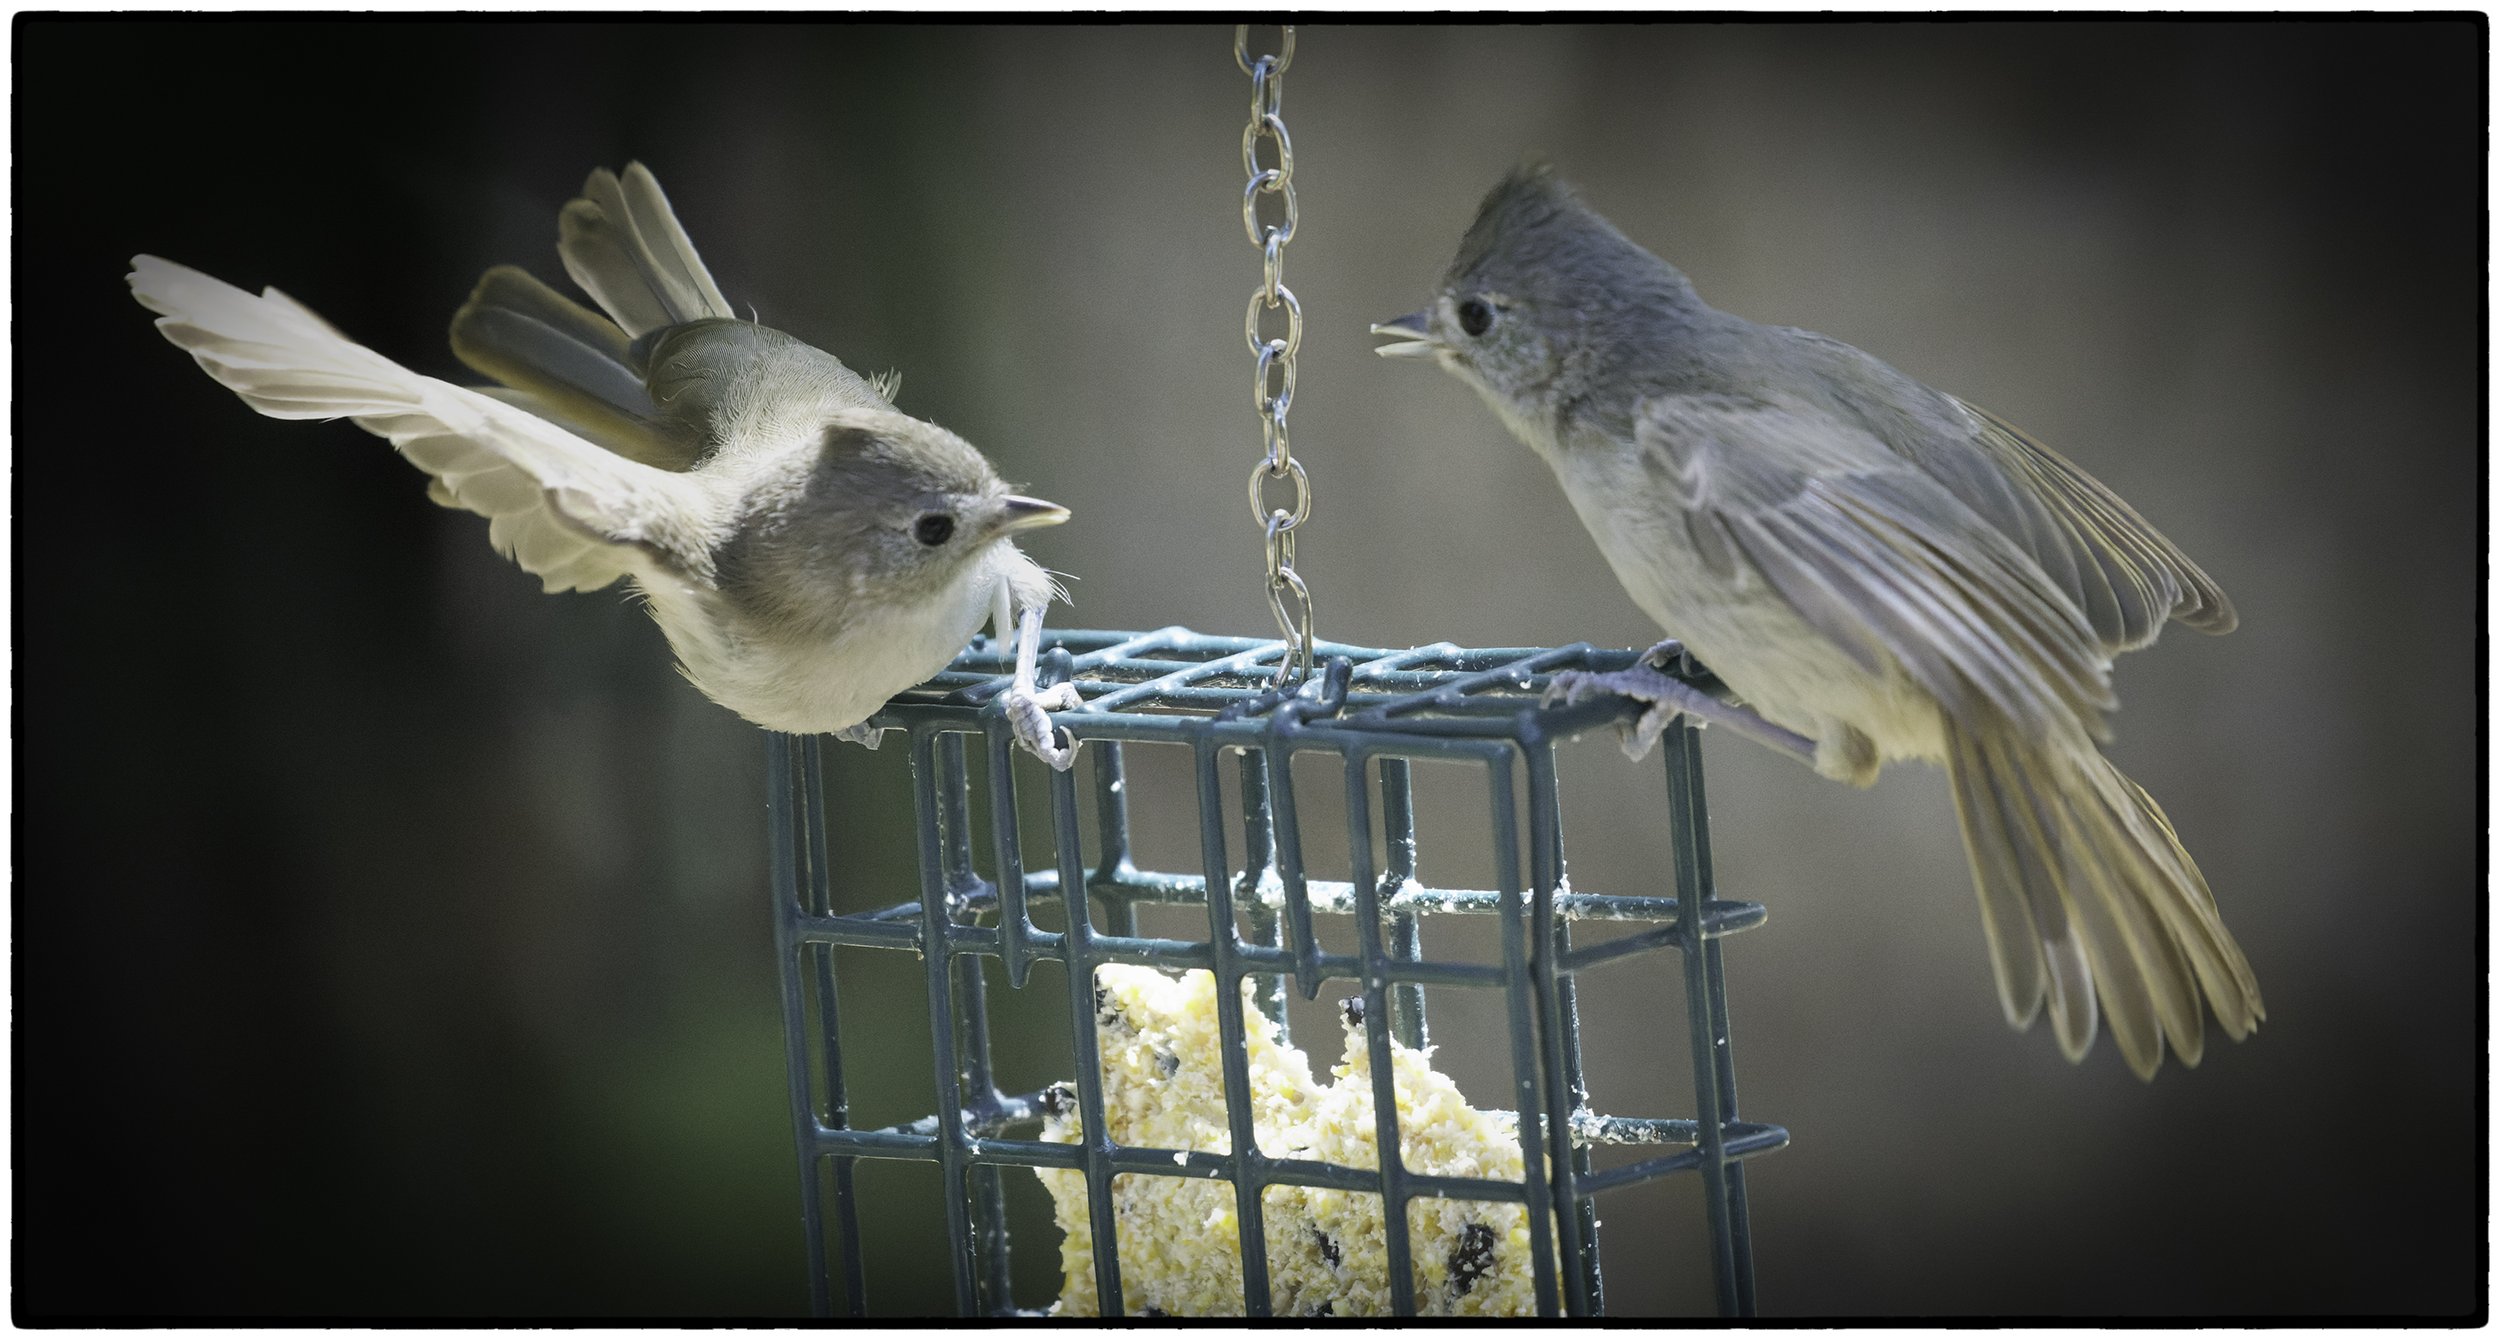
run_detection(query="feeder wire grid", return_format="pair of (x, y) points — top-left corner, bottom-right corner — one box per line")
(766, 626), (1788, 1318)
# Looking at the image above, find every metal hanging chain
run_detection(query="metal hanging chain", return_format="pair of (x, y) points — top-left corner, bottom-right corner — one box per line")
(1238, 23), (1316, 687)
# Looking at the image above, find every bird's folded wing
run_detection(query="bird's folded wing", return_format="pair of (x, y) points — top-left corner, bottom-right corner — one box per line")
(1955, 401), (2238, 646)
(1781, 330), (2235, 652)
(130, 255), (714, 594)
(1638, 393), (2115, 744)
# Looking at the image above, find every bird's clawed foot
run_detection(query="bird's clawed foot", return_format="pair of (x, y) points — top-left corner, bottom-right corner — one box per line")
(1541, 663), (1690, 761)
(1539, 638), (1821, 767)
(1001, 604), (1081, 770)
(1003, 680), (1082, 770)
(833, 721), (883, 750)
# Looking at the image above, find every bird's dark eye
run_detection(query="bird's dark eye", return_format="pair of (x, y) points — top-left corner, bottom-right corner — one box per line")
(1456, 298), (1496, 337)
(913, 513), (956, 547)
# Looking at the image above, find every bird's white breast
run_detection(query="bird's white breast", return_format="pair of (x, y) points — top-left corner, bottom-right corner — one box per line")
(636, 544), (1035, 735)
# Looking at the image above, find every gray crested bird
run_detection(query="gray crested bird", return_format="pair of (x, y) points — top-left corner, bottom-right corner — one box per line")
(132, 163), (1081, 763)
(1374, 166), (2260, 1079)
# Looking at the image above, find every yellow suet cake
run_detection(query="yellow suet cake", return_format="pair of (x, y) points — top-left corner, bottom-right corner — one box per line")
(1034, 964), (1547, 1317)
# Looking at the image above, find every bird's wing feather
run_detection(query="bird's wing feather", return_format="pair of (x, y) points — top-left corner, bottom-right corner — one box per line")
(1782, 331), (2235, 651)
(1955, 401), (2239, 645)
(131, 255), (714, 594)
(1639, 393), (2115, 744)
(450, 265), (700, 471)
(559, 162), (735, 337)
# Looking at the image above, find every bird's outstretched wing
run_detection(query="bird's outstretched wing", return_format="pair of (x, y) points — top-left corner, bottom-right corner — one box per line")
(1637, 391), (2115, 747)
(455, 163), (894, 467)
(451, 264), (697, 471)
(559, 161), (736, 337)
(131, 255), (715, 593)
(449, 161), (738, 470)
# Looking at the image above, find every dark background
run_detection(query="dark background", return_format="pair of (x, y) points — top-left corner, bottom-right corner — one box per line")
(14, 17), (2483, 1320)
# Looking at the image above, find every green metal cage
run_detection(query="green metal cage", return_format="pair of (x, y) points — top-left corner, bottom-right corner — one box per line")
(767, 627), (1786, 1317)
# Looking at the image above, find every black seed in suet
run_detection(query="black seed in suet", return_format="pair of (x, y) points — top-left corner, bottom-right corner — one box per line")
(1449, 1222), (1498, 1296)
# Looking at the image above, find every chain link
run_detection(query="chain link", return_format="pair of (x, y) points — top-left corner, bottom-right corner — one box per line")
(1237, 23), (1314, 686)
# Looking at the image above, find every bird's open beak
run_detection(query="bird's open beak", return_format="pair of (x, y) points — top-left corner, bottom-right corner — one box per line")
(993, 495), (1071, 535)
(1371, 310), (1442, 359)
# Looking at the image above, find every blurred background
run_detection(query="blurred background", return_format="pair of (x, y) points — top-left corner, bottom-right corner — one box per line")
(16, 17), (2480, 1320)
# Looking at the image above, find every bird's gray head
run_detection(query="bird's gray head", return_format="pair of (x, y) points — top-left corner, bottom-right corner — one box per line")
(717, 408), (1066, 627)
(1374, 165), (1702, 440)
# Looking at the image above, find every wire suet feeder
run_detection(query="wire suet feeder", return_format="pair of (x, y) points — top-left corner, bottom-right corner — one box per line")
(765, 28), (1785, 1318)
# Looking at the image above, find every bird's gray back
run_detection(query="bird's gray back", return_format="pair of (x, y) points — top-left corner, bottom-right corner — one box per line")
(637, 320), (897, 464)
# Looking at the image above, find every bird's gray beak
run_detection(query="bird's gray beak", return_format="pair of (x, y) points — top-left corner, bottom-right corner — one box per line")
(992, 495), (1071, 535)
(1370, 310), (1442, 359)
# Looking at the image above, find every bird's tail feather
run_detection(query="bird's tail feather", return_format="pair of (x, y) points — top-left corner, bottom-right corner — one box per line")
(558, 162), (734, 338)
(1945, 720), (2263, 1079)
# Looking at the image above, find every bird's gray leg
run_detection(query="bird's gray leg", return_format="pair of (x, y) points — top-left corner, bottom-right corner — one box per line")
(1541, 637), (1820, 766)
(833, 721), (883, 750)
(998, 599), (1081, 770)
